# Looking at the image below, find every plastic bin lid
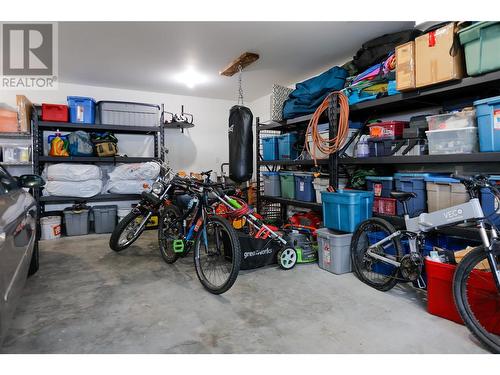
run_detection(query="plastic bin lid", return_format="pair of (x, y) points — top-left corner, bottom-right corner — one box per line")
(321, 189), (373, 196)
(488, 175), (500, 181)
(424, 175), (459, 183)
(262, 171), (279, 176)
(279, 170), (295, 175)
(394, 172), (434, 179)
(67, 96), (96, 103)
(458, 22), (499, 43)
(92, 205), (118, 211)
(367, 121), (408, 127)
(262, 136), (278, 141)
(425, 126), (477, 134)
(473, 95), (500, 107)
(365, 176), (394, 181)
(294, 172), (314, 177)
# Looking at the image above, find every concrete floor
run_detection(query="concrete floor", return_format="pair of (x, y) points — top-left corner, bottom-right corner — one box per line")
(0, 231), (488, 354)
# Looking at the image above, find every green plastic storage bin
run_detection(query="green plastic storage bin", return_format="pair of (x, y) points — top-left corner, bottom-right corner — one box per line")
(458, 22), (500, 76)
(279, 171), (295, 199)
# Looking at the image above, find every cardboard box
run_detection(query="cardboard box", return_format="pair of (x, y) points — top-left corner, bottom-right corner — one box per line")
(0, 107), (19, 133)
(415, 23), (464, 88)
(16, 95), (33, 134)
(396, 41), (415, 91)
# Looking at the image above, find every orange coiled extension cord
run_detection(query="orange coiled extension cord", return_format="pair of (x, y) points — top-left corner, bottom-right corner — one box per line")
(305, 91), (350, 166)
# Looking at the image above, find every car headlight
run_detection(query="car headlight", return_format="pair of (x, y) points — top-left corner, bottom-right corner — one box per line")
(151, 181), (165, 195)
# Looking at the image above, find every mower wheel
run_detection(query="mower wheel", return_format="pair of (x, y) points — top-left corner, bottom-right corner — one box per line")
(278, 248), (297, 270)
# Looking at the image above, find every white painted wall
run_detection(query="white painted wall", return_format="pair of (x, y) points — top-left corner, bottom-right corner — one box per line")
(0, 82), (235, 174)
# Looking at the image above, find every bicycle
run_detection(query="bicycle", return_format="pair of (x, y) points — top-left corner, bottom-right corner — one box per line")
(350, 174), (500, 353)
(158, 170), (242, 294)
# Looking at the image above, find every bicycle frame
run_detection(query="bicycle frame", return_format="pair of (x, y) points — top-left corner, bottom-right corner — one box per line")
(367, 197), (500, 289)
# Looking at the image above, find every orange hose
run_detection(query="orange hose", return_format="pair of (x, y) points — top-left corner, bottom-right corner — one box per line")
(305, 91), (350, 166)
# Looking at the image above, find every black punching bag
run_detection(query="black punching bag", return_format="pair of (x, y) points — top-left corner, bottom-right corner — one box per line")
(228, 105), (253, 183)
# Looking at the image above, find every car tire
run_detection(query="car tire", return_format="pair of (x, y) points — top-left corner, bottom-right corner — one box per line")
(28, 242), (39, 277)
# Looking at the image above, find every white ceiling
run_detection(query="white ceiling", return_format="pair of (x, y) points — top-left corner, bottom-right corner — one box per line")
(59, 21), (415, 101)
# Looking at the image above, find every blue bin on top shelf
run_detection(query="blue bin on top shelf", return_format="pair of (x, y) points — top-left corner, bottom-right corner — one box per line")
(480, 175), (500, 226)
(394, 173), (434, 217)
(278, 132), (298, 160)
(365, 176), (394, 198)
(321, 190), (374, 233)
(67, 96), (96, 124)
(474, 95), (500, 152)
(262, 136), (279, 161)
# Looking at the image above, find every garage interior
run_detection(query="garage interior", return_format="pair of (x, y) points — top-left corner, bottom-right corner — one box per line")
(0, 19), (499, 355)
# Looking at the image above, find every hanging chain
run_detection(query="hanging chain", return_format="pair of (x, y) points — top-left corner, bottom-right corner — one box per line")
(237, 65), (244, 106)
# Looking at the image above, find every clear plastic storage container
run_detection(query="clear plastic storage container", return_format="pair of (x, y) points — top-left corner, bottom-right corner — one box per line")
(426, 110), (476, 131)
(2, 145), (31, 163)
(426, 127), (478, 155)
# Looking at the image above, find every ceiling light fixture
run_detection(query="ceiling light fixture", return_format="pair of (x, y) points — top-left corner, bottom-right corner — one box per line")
(173, 67), (208, 89)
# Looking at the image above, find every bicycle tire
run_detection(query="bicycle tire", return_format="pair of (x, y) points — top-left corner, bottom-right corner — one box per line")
(453, 246), (500, 353)
(193, 215), (241, 294)
(158, 205), (182, 264)
(109, 210), (147, 252)
(351, 217), (403, 292)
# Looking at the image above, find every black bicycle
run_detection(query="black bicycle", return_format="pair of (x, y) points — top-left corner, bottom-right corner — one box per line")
(351, 174), (500, 353)
(158, 171), (241, 295)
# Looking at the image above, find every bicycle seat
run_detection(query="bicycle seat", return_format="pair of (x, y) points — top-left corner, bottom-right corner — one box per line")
(390, 191), (417, 202)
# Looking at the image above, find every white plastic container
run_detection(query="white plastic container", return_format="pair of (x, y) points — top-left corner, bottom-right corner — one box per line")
(313, 177), (329, 203)
(2, 145), (30, 163)
(426, 110), (476, 131)
(40, 216), (62, 240)
(426, 127), (479, 155)
(117, 208), (131, 223)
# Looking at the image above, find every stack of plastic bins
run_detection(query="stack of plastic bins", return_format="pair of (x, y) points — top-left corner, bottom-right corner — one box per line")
(474, 95), (500, 152)
(262, 171), (281, 197)
(424, 176), (469, 212)
(294, 172), (316, 202)
(316, 228), (352, 274)
(279, 171), (295, 199)
(480, 175), (500, 226)
(365, 176), (395, 216)
(262, 136), (279, 161)
(278, 132), (298, 160)
(321, 190), (374, 233)
(394, 173), (432, 217)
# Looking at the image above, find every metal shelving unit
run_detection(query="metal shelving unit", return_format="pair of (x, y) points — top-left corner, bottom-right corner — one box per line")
(32, 103), (165, 225)
(255, 71), (500, 227)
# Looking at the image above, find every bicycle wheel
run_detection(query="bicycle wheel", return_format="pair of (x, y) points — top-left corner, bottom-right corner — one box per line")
(351, 217), (403, 291)
(194, 215), (241, 294)
(158, 205), (182, 264)
(453, 246), (500, 353)
(109, 210), (149, 252)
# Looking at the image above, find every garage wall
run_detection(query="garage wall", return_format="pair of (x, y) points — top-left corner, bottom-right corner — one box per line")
(0, 82), (235, 174)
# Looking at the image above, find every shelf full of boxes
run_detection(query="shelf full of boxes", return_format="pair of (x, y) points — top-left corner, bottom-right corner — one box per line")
(31, 98), (165, 240)
(255, 21), (500, 329)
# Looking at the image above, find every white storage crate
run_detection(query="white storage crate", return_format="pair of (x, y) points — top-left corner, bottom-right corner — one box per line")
(426, 127), (478, 155)
(426, 110), (476, 131)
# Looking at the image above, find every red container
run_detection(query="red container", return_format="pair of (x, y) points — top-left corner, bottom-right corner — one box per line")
(42, 104), (69, 122)
(372, 196), (397, 215)
(426, 259), (500, 335)
(368, 121), (408, 139)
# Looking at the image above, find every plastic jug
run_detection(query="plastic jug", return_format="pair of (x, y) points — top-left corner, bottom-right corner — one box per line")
(356, 135), (370, 158)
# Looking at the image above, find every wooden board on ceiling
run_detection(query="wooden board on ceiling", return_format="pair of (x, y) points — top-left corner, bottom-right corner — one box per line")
(220, 52), (259, 77)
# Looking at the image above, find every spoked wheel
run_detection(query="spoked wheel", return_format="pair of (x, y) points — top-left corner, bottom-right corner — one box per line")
(158, 205), (182, 264)
(351, 218), (403, 291)
(278, 248), (297, 270)
(109, 210), (150, 252)
(194, 216), (241, 294)
(453, 246), (500, 353)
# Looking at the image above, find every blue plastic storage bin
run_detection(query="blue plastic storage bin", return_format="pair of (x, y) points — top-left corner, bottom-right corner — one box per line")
(294, 172), (316, 202)
(262, 136), (279, 161)
(480, 175), (500, 226)
(321, 190), (374, 233)
(394, 173), (433, 217)
(67, 96), (96, 124)
(365, 176), (394, 198)
(474, 95), (500, 152)
(278, 132), (298, 160)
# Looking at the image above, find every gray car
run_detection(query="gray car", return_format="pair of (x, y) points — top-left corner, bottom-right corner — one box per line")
(0, 166), (44, 345)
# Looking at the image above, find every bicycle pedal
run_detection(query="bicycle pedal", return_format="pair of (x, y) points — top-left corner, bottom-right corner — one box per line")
(173, 239), (185, 253)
